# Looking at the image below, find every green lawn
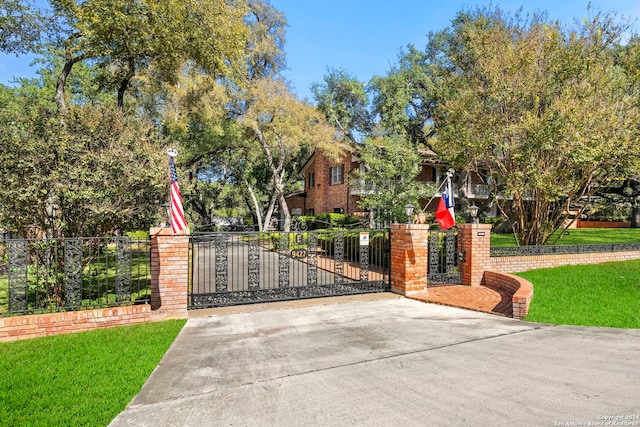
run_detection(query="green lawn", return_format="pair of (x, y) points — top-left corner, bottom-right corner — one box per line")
(491, 227), (640, 247)
(517, 259), (640, 329)
(0, 320), (185, 427)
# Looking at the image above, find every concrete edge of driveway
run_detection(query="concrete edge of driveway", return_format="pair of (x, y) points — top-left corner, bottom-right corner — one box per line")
(186, 292), (405, 318)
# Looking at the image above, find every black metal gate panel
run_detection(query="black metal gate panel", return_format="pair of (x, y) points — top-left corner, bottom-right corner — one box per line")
(189, 229), (390, 308)
(427, 229), (462, 286)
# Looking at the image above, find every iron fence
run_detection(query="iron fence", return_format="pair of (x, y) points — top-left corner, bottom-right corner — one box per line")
(1, 237), (151, 316)
(427, 229), (462, 285)
(189, 229), (390, 308)
(490, 242), (640, 257)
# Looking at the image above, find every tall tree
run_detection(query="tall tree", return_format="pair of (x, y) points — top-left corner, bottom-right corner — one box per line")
(238, 77), (344, 231)
(162, 0), (305, 231)
(0, 0), (249, 114)
(0, 85), (165, 238)
(370, 45), (441, 147)
(429, 7), (640, 245)
(355, 135), (432, 224)
(312, 68), (372, 144)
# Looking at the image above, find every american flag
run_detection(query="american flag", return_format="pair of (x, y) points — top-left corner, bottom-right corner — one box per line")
(169, 157), (187, 234)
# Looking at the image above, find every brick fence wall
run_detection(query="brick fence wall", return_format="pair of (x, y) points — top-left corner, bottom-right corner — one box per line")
(3, 223), (639, 341)
(0, 227), (189, 343)
(0, 305), (151, 342)
(488, 250), (640, 273)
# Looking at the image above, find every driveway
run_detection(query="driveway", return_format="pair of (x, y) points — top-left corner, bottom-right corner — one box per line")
(110, 293), (640, 427)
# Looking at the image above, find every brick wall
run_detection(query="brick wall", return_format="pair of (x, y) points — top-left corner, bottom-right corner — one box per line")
(0, 227), (189, 343)
(299, 151), (362, 215)
(149, 227), (189, 320)
(577, 220), (631, 228)
(489, 250), (640, 273)
(287, 196), (305, 214)
(0, 305), (151, 342)
(458, 224), (492, 286)
(389, 224), (430, 294)
(482, 270), (533, 319)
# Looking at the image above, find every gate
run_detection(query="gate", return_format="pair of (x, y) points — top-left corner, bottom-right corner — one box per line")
(427, 229), (462, 286)
(189, 228), (390, 308)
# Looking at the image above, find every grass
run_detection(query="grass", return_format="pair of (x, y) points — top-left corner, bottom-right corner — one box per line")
(0, 320), (185, 426)
(517, 259), (640, 329)
(491, 227), (640, 247)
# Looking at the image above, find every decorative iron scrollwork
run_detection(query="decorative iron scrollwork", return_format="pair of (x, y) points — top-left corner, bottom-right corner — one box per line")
(64, 239), (83, 307)
(115, 238), (132, 303)
(427, 229), (462, 285)
(307, 233), (318, 286)
(247, 236), (260, 290)
(7, 240), (28, 312)
(278, 232), (290, 288)
(490, 242), (640, 257)
(188, 229), (391, 309)
(214, 233), (228, 292)
(359, 241), (369, 281)
(334, 232), (344, 284)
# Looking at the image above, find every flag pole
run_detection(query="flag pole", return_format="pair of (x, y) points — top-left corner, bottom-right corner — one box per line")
(167, 148), (187, 235)
(421, 170), (454, 213)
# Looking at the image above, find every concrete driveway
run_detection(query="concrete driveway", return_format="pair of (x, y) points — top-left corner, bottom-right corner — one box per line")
(110, 293), (640, 427)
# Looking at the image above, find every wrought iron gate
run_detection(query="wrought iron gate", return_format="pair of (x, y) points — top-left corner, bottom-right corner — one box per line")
(189, 229), (390, 308)
(427, 229), (462, 286)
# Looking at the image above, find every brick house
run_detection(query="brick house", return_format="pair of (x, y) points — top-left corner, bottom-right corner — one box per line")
(286, 149), (497, 218)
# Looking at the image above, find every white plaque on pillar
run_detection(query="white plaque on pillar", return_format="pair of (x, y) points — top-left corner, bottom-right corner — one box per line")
(360, 232), (370, 246)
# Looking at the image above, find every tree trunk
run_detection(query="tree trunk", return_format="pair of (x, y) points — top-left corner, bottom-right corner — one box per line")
(55, 33), (85, 118)
(262, 193), (278, 232)
(117, 56), (136, 112)
(242, 177), (264, 232)
(55, 58), (76, 116)
(631, 199), (640, 228)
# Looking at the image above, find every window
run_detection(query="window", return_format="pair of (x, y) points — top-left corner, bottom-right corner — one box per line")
(291, 208), (302, 216)
(330, 165), (344, 185)
(306, 209), (315, 216)
(333, 208), (344, 214)
(308, 172), (315, 189)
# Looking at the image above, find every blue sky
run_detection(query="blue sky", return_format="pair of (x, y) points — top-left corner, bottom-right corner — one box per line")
(1, 1), (640, 101)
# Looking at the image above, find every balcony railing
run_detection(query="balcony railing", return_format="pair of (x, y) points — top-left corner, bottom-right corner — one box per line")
(350, 180), (491, 199)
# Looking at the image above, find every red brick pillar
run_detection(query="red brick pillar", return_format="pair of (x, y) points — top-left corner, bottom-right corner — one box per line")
(389, 224), (430, 295)
(458, 223), (492, 287)
(149, 227), (189, 320)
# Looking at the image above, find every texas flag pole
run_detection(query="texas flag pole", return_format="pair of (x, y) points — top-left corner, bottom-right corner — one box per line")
(167, 148), (188, 235)
(435, 171), (456, 230)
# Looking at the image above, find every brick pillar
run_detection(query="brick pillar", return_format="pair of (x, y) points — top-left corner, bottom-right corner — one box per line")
(458, 223), (492, 287)
(389, 224), (430, 295)
(149, 227), (189, 320)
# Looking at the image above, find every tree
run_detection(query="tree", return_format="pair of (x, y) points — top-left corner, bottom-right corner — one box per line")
(160, 0), (327, 232)
(355, 135), (432, 224)
(0, 0), (47, 54)
(0, 0), (249, 114)
(370, 45), (442, 147)
(0, 84), (166, 238)
(311, 68), (372, 144)
(238, 77), (345, 231)
(429, 7), (640, 245)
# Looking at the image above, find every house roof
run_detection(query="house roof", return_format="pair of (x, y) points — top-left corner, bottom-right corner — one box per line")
(299, 145), (447, 173)
(284, 189), (306, 199)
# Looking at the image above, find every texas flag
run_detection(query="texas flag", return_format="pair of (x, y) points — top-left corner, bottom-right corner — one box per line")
(435, 176), (455, 230)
